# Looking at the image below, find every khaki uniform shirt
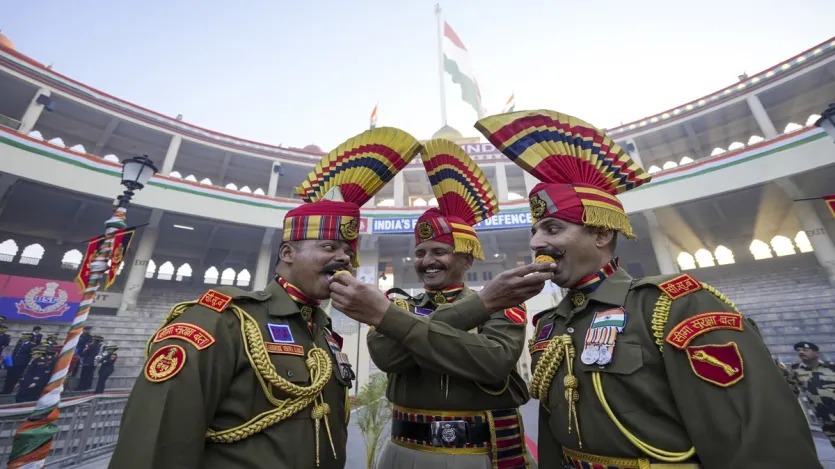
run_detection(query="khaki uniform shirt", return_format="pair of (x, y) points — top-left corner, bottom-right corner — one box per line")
(367, 287), (529, 411)
(530, 268), (820, 468)
(109, 281), (351, 469)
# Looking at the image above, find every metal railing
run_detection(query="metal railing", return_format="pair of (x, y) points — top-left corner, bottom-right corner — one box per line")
(0, 393), (128, 468)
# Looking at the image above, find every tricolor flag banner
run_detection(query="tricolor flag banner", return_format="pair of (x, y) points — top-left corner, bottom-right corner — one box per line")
(370, 104), (378, 130)
(502, 92), (515, 113)
(826, 194), (835, 219)
(443, 22), (483, 117)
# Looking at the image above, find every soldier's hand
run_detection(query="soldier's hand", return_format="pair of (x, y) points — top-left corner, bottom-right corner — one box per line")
(328, 273), (391, 327)
(478, 262), (555, 312)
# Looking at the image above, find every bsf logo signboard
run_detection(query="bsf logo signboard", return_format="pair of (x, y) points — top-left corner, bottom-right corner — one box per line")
(0, 275), (82, 323)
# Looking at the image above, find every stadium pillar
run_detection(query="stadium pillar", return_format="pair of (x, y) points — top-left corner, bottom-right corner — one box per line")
(252, 228), (276, 290)
(494, 163), (510, 202)
(746, 95), (779, 139)
(117, 209), (163, 314)
(644, 210), (680, 275)
(18, 88), (51, 135)
(268, 163), (281, 197)
(160, 135), (182, 176)
(393, 172), (405, 206)
(353, 248), (379, 394)
(776, 177), (835, 286)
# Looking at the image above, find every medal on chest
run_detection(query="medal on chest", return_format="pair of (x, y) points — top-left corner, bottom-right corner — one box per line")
(581, 307), (627, 366)
(326, 331), (355, 382)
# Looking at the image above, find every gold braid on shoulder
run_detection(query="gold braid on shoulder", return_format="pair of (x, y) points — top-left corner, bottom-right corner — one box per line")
(529, 335), (582, 447)
(650, 282), (740, 354)
(147, 301), (336, 466)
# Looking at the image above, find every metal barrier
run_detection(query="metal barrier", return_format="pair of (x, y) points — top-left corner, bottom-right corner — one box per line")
(0, 393), (128, 468)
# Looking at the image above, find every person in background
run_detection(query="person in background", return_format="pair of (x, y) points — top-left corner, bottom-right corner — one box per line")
(15, 345), (53, 403)
(31, 326), (42, 345)
(476, 109), (821, 468)
(2, 332), (34, 394)
(76, 335), (103, 391)
(71, 326), (93, 379)
(95, 344), (118, 394)
(791, 341), (835, 449)
(0, 324), (10, 356)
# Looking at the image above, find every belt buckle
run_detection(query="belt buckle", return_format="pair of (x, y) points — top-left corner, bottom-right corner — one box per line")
(430, 420), (468, 447)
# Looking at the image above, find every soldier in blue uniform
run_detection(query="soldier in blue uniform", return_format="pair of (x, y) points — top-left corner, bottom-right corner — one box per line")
(76, 335), (103, 391)
(72, 326), (93, 378)
(95, 344), (118, 394)
(15, 345), (54, 403)
(0, 324), (10, 356)
(31, 326), (43, 345)
(2, 332), (34, 394)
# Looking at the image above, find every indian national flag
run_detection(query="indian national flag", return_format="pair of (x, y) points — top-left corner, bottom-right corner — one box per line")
(591, 309), (626, 328)
(443, 22), (483, 117)
(370, 104), (378, 130)
(825, 194), (835, 219)
(502, 92), (515, 113)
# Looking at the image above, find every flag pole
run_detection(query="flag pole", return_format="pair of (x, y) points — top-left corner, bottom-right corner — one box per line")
(435, 3), (448, 127)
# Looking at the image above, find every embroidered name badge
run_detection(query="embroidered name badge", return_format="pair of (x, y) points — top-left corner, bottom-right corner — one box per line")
(531, 340), (550, 354)
(268, 324), (295, 344)
(536, 323), (554, 342)
(591, 308), (627, 331)
(144, 344), (187, 383)
(658, 274), (702, 300)
(685, 342), (744, 387)
(198, 290), (232, 313)
(153, 323), (216, 350)
(265, 342), (304, 357)
(665, 312), (744, 349)
(414, 307), (433, 316)
(504, 305), (527, 325)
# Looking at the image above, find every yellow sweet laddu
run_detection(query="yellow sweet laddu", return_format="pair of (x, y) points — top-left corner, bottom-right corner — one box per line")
(534, 255), (556, 264)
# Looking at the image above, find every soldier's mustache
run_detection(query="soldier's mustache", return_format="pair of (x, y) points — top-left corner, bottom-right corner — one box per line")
(321, 262), (349, 274)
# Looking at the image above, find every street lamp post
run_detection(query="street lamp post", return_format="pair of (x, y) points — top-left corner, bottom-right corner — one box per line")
(7, 155), (157, 469)
(815, 103), (835, 142)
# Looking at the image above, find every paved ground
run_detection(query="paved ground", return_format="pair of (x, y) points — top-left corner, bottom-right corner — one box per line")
(75, 401), (835, 468)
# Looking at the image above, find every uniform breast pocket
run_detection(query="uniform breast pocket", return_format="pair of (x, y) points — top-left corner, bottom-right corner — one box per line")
(270, 355), (312, 390)
(576, 341), (644, 413)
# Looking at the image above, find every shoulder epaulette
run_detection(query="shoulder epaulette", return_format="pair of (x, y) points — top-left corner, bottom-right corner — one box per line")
(632, 273), (702, 300)
(532, 310), (549, 328)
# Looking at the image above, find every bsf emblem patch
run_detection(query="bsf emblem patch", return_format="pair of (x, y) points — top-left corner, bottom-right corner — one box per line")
(529, 193), (547, 220)
(685, 342), (744, 387)
(416, 221), (435, 242)
(339, 218), (359, 241)
(145, 345), (186, 383)
(665, 312), (743, 349)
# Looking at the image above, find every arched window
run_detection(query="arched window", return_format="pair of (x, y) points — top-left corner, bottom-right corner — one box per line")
(157, 261), (175, 280)
(19, 243), (45, 266)
(169, 171), (183, 179)
(694, 249), (715, 268)
(69, 144), (86, 153)
(677, 252), (696, 270)
(429, 197), (439, 206)
(48, 137), (65, 147)
(199, 178), (213, 185)
(176, 263), (193, 282)
(714, 245), (735, 265)
(204, 266), (219, 284)
(240, 186), (252, 193)
(710, 148), (725, 156)
(220, 268), (237, 286)
(727, 142), (745, 151)
(770, 235), (795, 256)
(412, 198), (427, 207)
(236, 269), (251, 287)
(145, 259), (157, 278)
(103, 154), (120, 163)
(225, 183), (238, 191)
(507, 192), (524, 201)
(747, 135), (764, 145)
(806, 114), (821, 127)
(647, 165), (661, 174)
(662, 161), (678, 170)
(377, 199), (395, 207)
(679, 156), (694, 165)
(184, 175), (198, 182)
(794, 231), (814, 253)
(749, 239), (773, 260)
(27, 130), (44, 140)
(61, 249), (83, 269)
(253, 188), (265, 196)
(783, 123), (802, 133)
(0, 239), (19, 262)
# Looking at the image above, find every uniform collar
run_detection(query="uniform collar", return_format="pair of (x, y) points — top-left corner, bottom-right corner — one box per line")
(417, 284), (473, 307)
(556, 268), (633, 318)
(263, 281), (333, 329)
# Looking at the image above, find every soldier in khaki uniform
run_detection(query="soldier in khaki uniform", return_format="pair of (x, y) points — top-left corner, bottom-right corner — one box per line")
(791, 341), (835, 449)
(332, 139), (552, 469)
(109, 127), (422, 469)
(475, 109), (822, 468)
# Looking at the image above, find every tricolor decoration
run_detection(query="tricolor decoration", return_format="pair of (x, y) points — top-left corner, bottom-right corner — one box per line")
(290, 127), (421, 267)
(442, 21), (483, 117)
(370, 104), (378, 130)
(415, 138), (498, 260)
(475, 110), (653, 239)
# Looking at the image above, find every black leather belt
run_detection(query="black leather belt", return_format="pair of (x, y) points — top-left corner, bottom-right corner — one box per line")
(391, 418), (491, 447)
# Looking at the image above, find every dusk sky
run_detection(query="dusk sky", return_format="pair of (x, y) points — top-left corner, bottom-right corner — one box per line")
(3, 0), (834, 150)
